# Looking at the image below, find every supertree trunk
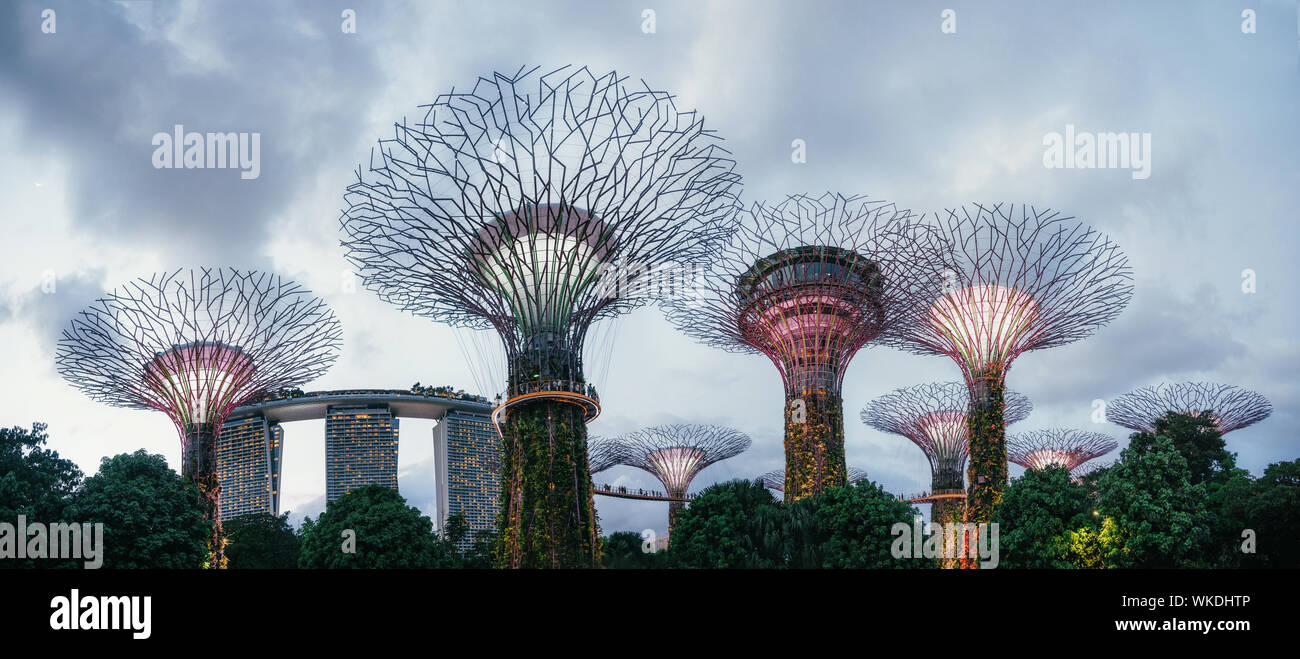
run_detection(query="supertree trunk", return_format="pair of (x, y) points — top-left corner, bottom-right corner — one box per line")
(931, 459), (965, 570)
(494, 399), (599, 569)
(931, 497), (963, 569)
(667, 499), (685, 536)
(783, 391), (847, 501)
(183, 423), (225, 569)
(963, 366), (1006, 568)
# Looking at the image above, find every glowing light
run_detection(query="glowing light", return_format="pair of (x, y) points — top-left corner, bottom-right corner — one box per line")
(472, 204), (608, 336)
(916, 410), (968, 456)
(144, 342), (256, 426)
(1022, 449), (1074, 471)
(736, 246), (883, 393)
(927, 284), (1039, 372)
(1007, 428), (1118, 473)
(646, 446), (707, 494)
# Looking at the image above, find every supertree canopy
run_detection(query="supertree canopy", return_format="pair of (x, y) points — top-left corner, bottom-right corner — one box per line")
(55, 268), (342, 567)
(612, 424), (750, 531)
(862, 382), (1032, 526)
(666, 193), (951, 501)
(587, 437), (623, 475)
(759, 466), (868, 493)
(1072, 459), (1114, 481)
(1106, 382), (1273, 435)
(340, 65), (741, 568)
(882, 203), (1132, 530)
(1007, 428), (1118, 473)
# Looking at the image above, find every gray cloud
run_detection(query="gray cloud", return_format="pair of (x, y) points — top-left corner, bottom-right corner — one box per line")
(1, 268), (107, 345)
(0, 1), (386, 266)
(1013, 282), (1251, 408)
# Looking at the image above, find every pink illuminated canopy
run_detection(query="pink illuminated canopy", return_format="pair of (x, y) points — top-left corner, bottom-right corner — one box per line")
(143, 342), (256, 427)
(646, 446), (707, 495)
(927, 284), (1039, 373)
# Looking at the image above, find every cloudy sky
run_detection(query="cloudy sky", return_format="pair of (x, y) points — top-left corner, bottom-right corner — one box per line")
(2, 0), (1297, 536)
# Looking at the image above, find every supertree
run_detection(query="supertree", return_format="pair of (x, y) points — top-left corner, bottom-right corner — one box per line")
(612, 424), (750, 532)
(1072, 459), (1114, 482)
(587, 437), (624, 475)
(1106, 382), (1273, 435)
(665, 193), (952, 501)
(340, 65), (741, 568)
(881, 203), (1132, 532)
(862, 382), (1032, 528)
(758, 466), (868, 493)
(55, 268), (342, 567)
(1007, 428), (1118, 473)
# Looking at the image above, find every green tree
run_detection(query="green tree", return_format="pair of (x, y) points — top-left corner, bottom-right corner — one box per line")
(66, 450), (210, 569)
(669, 479), (780, 568)
(1128, 413), (1234, 486)
(1124, 412), (1262, 567)
(224, 513), (300, 569)
(433, 513), (493, 569)
(995, 465), (1095, 568)
(0, 423), (83, 569)
(298, 485), (441, 568)
(1205, 468), (1255, 567)
(1097, 434), (1211, 568)
(669, 479), (918, 569)
(807, 480), (921, 569)
(1064, 516), (1127, 569)
(1238, 459), (1300, 568)
(601, 531), (665, 569)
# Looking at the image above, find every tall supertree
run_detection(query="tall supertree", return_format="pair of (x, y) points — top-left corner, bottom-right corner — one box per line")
(666, 193), (951, 501)
(759, 466), (867, 493)
(881, 204), (1132, 532)
(340, 65), (741, 568)
(1007, 429), (1118, 473)
(56, 268), (342, 567)
(612, 424), (750, 532)
(862, 382), (1032, 527)
(1107, 382), (1273, 435)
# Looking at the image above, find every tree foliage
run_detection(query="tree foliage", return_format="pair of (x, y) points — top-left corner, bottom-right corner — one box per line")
(668, 478), (919, 568)
(601, 531), (667, 569)
(798, 480), (921, 568)
(298, 484), (442, 568)
(995, 465), (1095, 568)
(669, 479), (778, 568)
(0, 423), (83, 569)
(66, 450), (210, 569)
(224, 513), (300, 569)
(1096, 434), (1211, 568)
(1235, 459), (1300, 568)
(436, 512), (493, 569)
(1128, 413), (1234, 486)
